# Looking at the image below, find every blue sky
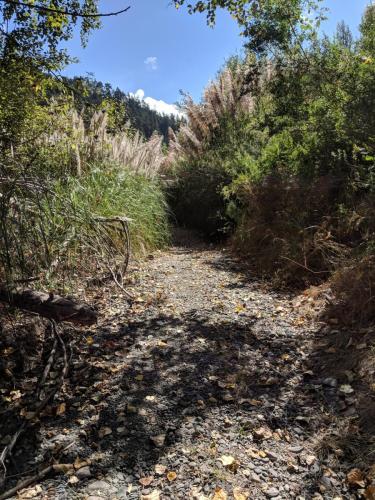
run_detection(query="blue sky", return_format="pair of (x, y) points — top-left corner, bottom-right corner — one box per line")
(63, 0), (370, 114)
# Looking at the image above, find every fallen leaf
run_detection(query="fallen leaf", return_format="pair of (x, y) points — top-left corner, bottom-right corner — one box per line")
(212, 487), (228, 500)
(135, 374), (144, 381)
(17, 485), (42, 499)
(339, 384), (354, 395)
(74, 457), (90, 470)
(235, 304), (246, 314)
(167, 471), (177, 481)
(154, 464), (167, 475)
(56, 402), (66, 416)
(68, 475), (79, 484)
(139, 476), (154, 486)
(253, 427), (273, 440)
(86, 336), (94, 345)
(365, 486), (375, 500)
(219, 455), (235, 466)
(233, 487), (250, 500)
(98, 426), (112, 438)
(347, 468), (365, 487)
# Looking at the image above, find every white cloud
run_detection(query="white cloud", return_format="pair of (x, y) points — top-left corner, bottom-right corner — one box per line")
(144, 56), (158, 70)
(130, 88), (184, 118)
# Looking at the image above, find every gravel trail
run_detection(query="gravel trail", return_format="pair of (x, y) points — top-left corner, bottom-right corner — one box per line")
(4, 236), (368, 499)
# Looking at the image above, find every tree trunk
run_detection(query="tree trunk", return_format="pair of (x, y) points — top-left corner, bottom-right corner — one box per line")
(0, 287), (97, 325)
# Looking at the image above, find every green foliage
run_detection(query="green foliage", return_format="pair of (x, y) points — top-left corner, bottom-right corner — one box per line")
(170, 3), (375, 291)
(174, 0), (324, 53)
(0, 0), (101, 68)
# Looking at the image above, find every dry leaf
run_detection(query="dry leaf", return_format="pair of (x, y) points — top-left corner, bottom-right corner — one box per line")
(17, 485), (42, 499)
(56, 402), (66, 416)
(233, 487), (250, 500)
(154, 464), (167, 475)
(365, 486), (375, 500)
(347, 468), (365, 487)
(86, 336), (94, 345)
(98, 426), (112, 438)
(135, 374), (144, 381)
(139, 476), (154, 486)
(68, 475), (79, 484)
(253, 426), (273, 440)
(219, 455), (235, 466)
(167, 471), (177, 481)
(74, 457), (89, 470)
(212, 487), (228, 500)
(339, 384), (354, 395)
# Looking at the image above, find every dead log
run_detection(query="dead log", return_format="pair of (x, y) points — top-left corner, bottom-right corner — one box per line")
(0, 288), (97, 325)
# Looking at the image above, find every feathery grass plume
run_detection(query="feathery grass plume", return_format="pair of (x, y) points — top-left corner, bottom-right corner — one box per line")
(42, 107), (165, 178)
(165, 64), (255, 166)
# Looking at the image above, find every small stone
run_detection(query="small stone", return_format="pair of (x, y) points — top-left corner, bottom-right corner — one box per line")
(86, 480), (115, 493)
(322, 378), (337, 388)
(76, 466), (91, 479)
(250, 472), (261, 483)
(150, 434), (166, 447)
(289, 446), (304, 453)
(265, 487), (279, 497)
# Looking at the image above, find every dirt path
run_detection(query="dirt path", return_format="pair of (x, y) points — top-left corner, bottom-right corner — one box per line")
(3, 236), (369, 499)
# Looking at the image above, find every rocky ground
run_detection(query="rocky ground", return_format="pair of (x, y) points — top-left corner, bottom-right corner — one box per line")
(1, 233), (374, 499)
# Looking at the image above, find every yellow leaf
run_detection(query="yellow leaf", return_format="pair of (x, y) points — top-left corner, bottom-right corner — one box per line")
(212, 487), (228, 500)
(135, 374), (144, 381)
(86, 336), (94, 345)
(56, 403), (66, 416)
(235, 304), (245, 314)
(219, 455), (235, 466)
(167, 471), (177, 481)
(233, 487), (250, 500)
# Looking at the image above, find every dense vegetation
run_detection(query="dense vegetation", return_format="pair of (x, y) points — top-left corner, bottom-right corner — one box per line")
(169, 4), (375, 324)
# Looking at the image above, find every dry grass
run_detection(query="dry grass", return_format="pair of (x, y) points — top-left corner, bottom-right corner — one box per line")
(165, 65), (254, 166)
(329, 255), (375, 325)
(45, 109), (165, 178)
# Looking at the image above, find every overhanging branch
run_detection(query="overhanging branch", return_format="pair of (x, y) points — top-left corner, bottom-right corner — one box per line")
(0, 0), (130, 18)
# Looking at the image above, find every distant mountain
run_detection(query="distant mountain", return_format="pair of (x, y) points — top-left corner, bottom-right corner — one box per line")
(62, 75), (184, 142)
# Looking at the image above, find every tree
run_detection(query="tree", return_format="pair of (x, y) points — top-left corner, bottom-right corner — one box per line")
(360, 3), (375, 56)
(0, 0), (129, 68)
(174, 0), (324, 53)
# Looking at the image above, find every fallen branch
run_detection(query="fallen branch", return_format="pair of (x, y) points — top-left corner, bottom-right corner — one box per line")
(0, 322), (71, 489)
(0, 287), (97, 325)
(0, 465), (53, 500)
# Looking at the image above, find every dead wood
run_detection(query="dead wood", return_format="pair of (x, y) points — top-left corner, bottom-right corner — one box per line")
(0, 287), (97, 325)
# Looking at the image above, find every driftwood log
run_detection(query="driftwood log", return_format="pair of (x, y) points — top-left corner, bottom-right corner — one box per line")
(0, 288), (97, 325)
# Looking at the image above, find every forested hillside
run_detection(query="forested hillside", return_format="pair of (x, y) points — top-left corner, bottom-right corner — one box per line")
(62, 76), (184, 141)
